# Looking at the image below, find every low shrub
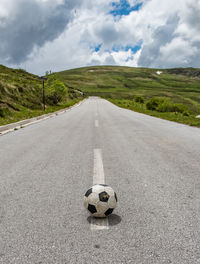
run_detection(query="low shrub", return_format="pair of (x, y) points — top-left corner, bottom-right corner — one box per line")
(183, 111), (189, 116)
(0, 108), (4, 117)
(146, 97), (189, 114)
(135, 95), (144, 103)
(46, 80), (68, 105)
(0, 107), (11, 117)
(146, 98), (161, 110)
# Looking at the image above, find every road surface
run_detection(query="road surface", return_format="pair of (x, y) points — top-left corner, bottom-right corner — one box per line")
(0, 97), (200, 264)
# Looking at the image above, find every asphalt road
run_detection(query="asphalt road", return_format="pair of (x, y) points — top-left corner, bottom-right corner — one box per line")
(0, 97), (200, 264)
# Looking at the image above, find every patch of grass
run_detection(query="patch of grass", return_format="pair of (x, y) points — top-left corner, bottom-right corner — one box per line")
(0, 99), (81, 126)
(108, 98), (200, 127)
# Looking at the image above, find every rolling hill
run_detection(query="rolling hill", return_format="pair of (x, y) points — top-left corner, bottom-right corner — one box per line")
(0, 64), (200, 126)
(53, 66), (200, 127)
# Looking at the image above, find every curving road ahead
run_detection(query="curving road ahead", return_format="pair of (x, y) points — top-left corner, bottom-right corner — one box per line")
(0, 97), (200, 264)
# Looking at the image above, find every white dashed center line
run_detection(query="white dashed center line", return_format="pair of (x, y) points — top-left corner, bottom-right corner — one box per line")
(93, 149), (104, 185)
(91, 149), (109, 230)
(95, 120), (99, 127)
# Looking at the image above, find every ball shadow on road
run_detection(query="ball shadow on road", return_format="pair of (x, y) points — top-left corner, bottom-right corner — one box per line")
(87, 214), (121, 226)
(108, 214), (122, 226)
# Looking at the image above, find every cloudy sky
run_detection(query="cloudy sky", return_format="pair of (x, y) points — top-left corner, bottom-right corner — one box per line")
(0, 0), (199, 75)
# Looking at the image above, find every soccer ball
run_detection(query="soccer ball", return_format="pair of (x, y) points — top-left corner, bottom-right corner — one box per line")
(84, 184), (117, 218)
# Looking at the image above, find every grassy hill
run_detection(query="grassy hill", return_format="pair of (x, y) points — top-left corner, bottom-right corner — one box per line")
(0, 65), (83, 125)
(1, 64), (200, 127)
(53, 66), (200, 127)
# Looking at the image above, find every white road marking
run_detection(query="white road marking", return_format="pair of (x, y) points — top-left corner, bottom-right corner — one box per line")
(95, 120), (99, 127)
(91, 217), (109, 230)
(93, 149), (104, 185)
(91, 149), (109, 230)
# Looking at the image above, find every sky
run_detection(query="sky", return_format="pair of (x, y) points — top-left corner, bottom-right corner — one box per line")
(0, 0), (199, 75)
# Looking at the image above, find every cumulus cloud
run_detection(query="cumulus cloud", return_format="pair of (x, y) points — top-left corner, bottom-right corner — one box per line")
(94, 19), (136, 48)
(138, 15), (180, 68)
(185, 0), (200, 31)
(0, 0), (80, 64)
(0, 0), (199, 74)
(159, 37), (198, 67)
(137, 0), (200, 68)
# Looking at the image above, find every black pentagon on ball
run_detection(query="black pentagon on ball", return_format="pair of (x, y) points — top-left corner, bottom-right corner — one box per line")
(114, 192), (118, 202)
(99, 191), (110, 202)
(88, 204), (97, 214)
(105, 208), (114, 216)
(85, 188), (92, 197)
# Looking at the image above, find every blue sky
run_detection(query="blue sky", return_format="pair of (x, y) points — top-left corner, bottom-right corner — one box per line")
(110, 0), (143, 16)
(94, 44), (103, 52)
(111, 44), (142, 53)
(94, 44), (142, 54)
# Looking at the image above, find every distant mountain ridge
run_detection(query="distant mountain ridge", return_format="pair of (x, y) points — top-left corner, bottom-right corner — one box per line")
(166, 68), (200, 78)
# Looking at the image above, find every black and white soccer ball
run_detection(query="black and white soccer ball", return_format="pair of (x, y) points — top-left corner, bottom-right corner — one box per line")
(84, 184), (117, 218)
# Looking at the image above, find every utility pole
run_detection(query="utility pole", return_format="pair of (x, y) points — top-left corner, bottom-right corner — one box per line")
(38, 77), (47, 110)
(42, 79), (45, 111)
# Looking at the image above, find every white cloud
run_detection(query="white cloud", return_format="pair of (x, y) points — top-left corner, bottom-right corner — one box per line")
(0, 0), (200, 74)
(160, 37), (198, 67)
(0, 0), (80, 64)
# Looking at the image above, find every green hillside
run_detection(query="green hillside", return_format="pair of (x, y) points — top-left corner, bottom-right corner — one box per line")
(1, 64), (200, 127)
(0, 65), (83, 125)
(53, 66), (200, 127)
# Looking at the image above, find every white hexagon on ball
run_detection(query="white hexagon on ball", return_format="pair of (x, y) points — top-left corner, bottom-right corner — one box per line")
(84, 184), (117, 218)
